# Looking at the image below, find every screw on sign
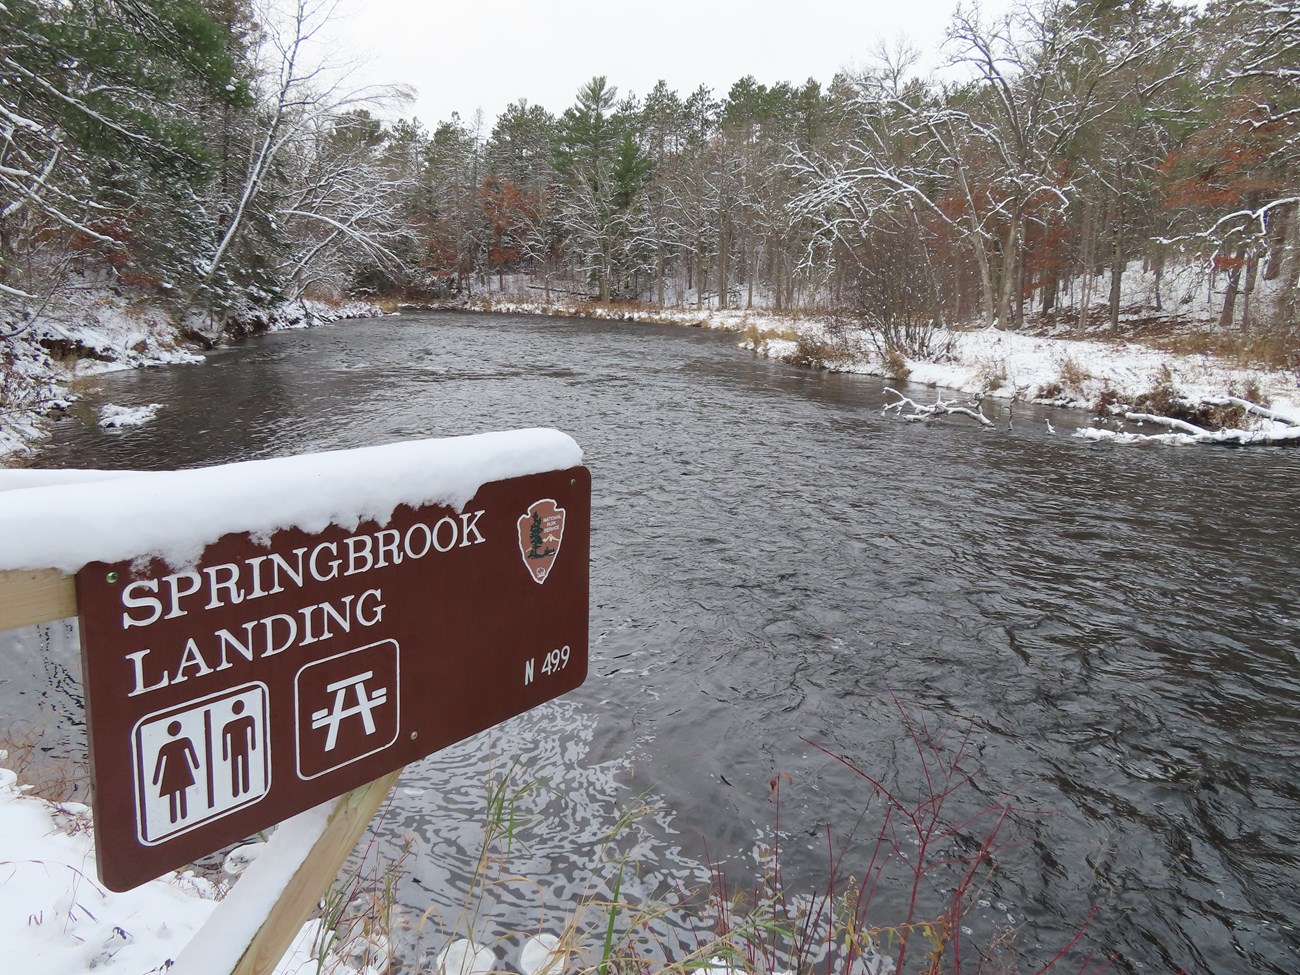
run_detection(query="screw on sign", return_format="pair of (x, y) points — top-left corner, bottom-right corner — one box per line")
(76, 466), (590, 890)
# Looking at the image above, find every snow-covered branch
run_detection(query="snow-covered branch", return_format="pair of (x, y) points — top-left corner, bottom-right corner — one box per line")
(1078, 398), (1300, 448)
(883, 388), (994, 427)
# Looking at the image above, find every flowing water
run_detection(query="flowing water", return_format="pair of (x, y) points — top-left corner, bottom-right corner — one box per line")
(6, 311), (1299, 973)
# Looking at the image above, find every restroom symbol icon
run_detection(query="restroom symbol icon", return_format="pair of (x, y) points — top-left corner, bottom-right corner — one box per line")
(131, 683), (270, 845)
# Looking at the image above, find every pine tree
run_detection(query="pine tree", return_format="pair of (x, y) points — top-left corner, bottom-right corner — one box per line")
(529, 513), (544, 557)
(553, 77), (654, 300)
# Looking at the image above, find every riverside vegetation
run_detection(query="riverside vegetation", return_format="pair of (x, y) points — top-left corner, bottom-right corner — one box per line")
(310, 696), (1108, 975)
(4, 0), (1299, 453)
(1, 693), (1105, 975)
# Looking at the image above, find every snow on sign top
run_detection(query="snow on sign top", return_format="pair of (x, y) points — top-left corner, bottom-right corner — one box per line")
(0, 429), (583, 574)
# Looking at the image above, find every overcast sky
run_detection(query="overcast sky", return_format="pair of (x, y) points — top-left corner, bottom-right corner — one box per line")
(318, 0), (1015, 132)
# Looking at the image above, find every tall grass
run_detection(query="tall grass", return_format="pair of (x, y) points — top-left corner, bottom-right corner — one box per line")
(366, 694), (1109, 975)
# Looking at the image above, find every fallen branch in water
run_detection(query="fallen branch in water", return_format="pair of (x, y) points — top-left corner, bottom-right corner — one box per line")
(1076, 397), (1300, 447)
(1123, 412), (1210, 436)
(883, 388), (993, 427)
(1204, 396), (1299, 426)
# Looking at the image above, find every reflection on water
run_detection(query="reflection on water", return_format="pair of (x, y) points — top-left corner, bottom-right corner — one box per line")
(9, 312), (1300, 973)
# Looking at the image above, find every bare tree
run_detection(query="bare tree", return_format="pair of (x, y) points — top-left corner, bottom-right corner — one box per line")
(199, 0), (411, 297)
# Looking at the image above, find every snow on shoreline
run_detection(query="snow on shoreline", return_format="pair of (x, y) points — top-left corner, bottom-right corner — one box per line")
(0, 761), (224, 973)
(0, 286), (381, 462)
(5, 270), (1297, 464)
(472, 296), (1300, 431)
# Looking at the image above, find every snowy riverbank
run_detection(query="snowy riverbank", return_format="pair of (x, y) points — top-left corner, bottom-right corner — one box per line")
(470, 281), (1300, 443)
(6, 269), (1299, 462)
(473, 298), (1295, 412)
(0, 285), (382, 462)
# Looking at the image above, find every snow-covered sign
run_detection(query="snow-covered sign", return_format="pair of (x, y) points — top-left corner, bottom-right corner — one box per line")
(36, 432), (591, 892)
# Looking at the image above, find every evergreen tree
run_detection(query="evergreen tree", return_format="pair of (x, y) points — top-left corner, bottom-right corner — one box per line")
(554, 77), (654, 300)
(1, 0), (248, 299)
(529, 512), (544, 557)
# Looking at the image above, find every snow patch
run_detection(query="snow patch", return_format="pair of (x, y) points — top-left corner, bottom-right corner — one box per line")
(98, 403), (162, 428)
(0, 760), (223, 974)
(0, 429), (582, 573)
(0, 758), (390, 975)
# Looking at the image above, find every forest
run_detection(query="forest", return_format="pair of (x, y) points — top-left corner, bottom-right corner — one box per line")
(1, 0), (1297, 344)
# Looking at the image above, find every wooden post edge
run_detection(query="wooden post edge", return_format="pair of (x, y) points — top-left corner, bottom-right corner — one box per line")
(171, 769), (403, 975)
(0, 568), (77, 631)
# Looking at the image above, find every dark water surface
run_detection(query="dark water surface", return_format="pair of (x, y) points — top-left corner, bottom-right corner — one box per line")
(9, 312), (1300, 973)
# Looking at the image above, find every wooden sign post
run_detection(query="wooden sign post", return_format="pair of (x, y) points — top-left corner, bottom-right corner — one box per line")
(0, 438), (590, 974)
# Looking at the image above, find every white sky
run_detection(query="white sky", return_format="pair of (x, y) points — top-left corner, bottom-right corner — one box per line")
(320, 0), (1014, 131)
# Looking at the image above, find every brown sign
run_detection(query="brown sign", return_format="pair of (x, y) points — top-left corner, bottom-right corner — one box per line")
(75, 467), (590, 891)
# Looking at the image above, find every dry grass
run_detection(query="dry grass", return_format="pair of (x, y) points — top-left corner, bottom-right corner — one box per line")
(0, 724), (90, 805)
(1056, 357), (1093, 394)
(739, 323), (800, 352)
(881, 347), (911, 380)
(1143, 327), (1300, 373)
(974, 358), (1008, 394)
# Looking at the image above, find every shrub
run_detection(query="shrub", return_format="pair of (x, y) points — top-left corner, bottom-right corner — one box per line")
(975, 359), (1007, 393)
(387, 698), (1107, 975)
(791, 323), (855, 369)
(1092, 385), (1121, 415)
(881, 348), (911, 381)
(1056, 357), (1092, 395)
(1131, 377), (1247, 431)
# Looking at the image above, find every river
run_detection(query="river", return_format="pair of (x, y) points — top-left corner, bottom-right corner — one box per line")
(7, 311), (1300, 974)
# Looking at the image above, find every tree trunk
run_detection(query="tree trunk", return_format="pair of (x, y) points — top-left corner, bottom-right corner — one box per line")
(1013, 231), (1027, 327)
(716, 220), (728, 310)
(656, 243), (665, 306)
(995, 218), (1020, 327)
(1042, 274), (1057, 316)
(1218, 243), (1247, 328)
(1264, 202), (1292, 281)
(772, 246), (782, 312)
(1077, 203), (1094, 332)
(746, 239), (755, 309)
(953, 165), (994, 326)
(1152, 250), (1163, 312)
(697, 254), (707, 309)
(1108, 248), (1123, 330)
(1242, 251), (1259, 330)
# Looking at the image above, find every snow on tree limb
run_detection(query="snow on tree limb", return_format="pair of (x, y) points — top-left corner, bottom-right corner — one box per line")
(883, 388), (994, 427)
(1078, 398), (1300, 447)
(1124, 412), (1211, 436)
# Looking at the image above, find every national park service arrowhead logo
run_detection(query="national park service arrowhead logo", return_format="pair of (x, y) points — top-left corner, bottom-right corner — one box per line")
(517, 499), (565, 585)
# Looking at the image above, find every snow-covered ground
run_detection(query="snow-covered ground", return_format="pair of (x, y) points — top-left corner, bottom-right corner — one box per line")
(477, 297), (1298, 421)
(747, 322), (1299, 415)
(0, 758), (383, 975)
